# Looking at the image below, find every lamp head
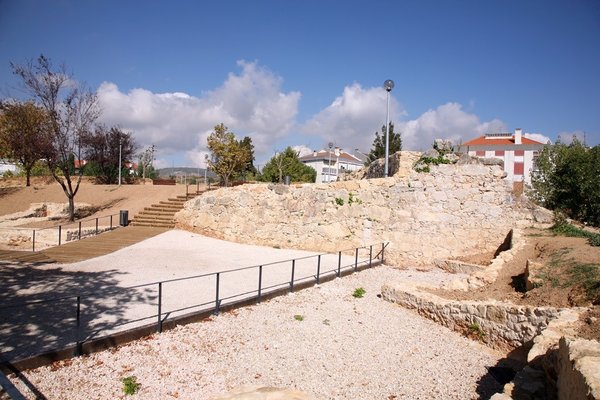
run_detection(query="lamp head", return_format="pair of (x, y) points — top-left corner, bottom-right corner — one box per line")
(383, 79), (395, 92)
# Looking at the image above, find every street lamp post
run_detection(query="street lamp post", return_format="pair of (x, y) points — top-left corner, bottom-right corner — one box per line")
(327, 142), (333, 183)
(118, 137), (122, 186)
(383, 79), (394, 177)
(335, 146), (340, 181)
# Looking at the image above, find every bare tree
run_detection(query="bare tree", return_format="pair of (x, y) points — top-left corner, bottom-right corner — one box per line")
(11, 55), (100, 220)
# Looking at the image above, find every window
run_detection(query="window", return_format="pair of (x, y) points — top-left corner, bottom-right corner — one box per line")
(475, 150), (485, 157)
(514, 149), (524, 156)
(514, 162), (524, 175)
(494, 150), (505, 157)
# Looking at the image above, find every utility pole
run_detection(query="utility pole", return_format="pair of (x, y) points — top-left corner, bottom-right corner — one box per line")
(118, 137), (122, 186)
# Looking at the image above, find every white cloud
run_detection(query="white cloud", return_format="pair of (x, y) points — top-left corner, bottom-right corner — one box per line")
(300, 83), (404, 152)
(398, 103), (507, 150)
(524, 132), (552, 144)
(299, 85), (509, 153)
(556, 130), (585, 145)
(97, 61), (300, 166)
(291, 145), (314, 157)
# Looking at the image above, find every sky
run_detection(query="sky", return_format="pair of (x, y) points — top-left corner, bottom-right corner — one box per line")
(1, 0), (599, 168)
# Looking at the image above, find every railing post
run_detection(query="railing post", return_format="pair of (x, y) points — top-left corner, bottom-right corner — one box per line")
(58, 225), (62, 246)
(32, 230), (35, 252)
(110, 215), (113, 229)
(214, 273), (220, 315)
(316, 255), (321, 284)
(157, 282), (163, 333)
(290, 259), (295, 292)
(75, 296), (81, 357)
(369, 245), (373, 268)
(381, 242), (385, 264)
(337, 251), (341, 277)
(257, 265), (263, 302)
(78, 221), (82, 240)
(354, 247), (358, 272)
(95, 218), (98, 235)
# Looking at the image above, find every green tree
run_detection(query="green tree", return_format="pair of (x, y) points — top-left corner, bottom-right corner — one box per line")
(206, 123), (251, 187)
(239, 136), (257, 179)
(82, 125), (137, 184)
(11, 55), (100, 220)
(0, 101), (53, 186)
(366, 122), (402, 165)
(260, 147), (316, 183)
(531, 140), (600, 227)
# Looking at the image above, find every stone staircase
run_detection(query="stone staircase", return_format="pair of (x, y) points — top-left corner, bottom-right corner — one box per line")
(131, 194), (197, 228)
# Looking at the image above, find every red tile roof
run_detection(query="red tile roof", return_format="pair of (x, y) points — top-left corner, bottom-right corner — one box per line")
(463, 135), (544, 146)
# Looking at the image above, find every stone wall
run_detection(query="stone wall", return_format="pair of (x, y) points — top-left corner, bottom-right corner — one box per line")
(380, 280), (560, 349)
(176, 153), (549, 267)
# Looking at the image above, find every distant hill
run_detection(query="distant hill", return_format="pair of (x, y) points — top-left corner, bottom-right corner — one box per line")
(157, 167), (217, 179)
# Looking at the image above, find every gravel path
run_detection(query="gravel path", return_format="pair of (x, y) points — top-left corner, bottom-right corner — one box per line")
(7, 267), (504, 400)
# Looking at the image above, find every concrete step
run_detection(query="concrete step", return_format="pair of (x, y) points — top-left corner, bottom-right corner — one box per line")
(130, 221), (175, 228)
(134, 215), (173, 222)
(137, 210), (177, 217)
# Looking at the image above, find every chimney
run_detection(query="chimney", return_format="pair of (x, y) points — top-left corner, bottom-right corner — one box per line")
(313, 150), (317, 157)
(515, 128), (522, 145)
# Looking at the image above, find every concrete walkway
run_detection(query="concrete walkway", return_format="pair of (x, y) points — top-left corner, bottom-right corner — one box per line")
(0, 230), (379, 362)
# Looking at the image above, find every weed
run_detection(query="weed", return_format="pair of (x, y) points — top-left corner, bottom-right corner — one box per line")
(294, 314), (304, 321)
(566, 263), (600, 303)
(551, 220), (600, 247)
(122, 376), (140, 395)
(335, 197), (344, 206)
(322, 319), (330, 326)
(352, 287), (366, 298)
(467, 323), (486, 339)
(348, 192), (362, 205)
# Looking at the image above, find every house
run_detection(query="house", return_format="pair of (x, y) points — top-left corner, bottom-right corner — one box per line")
(459, 128), (547, 185)
(299, 148), (364, 183)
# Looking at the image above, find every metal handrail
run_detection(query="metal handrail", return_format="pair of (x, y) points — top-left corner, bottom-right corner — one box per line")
(0, 242), (388, 363)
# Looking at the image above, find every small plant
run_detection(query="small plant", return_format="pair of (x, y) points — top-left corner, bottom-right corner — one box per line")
(348, 192), (362, 205)
(467, 323), (486, 339)
(322, 319), (330, 326)
(352, 287), (366, 298)
(294, 314), (304, 321)
(335, 197), (344, 206)
(122, 376), (140, 395)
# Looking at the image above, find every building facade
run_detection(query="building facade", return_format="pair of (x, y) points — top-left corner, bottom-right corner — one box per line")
(460, 128), (546, 185)
(299, 149), (364, 183)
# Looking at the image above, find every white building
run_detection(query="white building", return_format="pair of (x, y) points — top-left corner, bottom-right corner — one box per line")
(299, 148), (365, 183)
(460, 128), (546, 185)
(0, 160), (18, 175)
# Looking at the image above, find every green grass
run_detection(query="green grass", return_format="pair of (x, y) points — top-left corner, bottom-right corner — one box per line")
(551, 221), (600, 247)
(122, 376), (140, 395)
(293, 314), (304, 321)
(352, 287), (366, 298)
(537, 248), (600, 303)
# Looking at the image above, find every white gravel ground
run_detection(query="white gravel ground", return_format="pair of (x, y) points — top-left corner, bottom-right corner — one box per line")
(7, 267), (504, 400)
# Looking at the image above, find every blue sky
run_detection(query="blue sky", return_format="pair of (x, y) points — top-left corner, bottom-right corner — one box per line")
(1, 0), (599, 168)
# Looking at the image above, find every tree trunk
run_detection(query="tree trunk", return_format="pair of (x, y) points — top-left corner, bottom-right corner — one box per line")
(25, 168), (31, 187)
(68, 196), (75, 222)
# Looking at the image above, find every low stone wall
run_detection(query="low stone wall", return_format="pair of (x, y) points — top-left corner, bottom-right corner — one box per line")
(65, 227), (113, 242)
(176, 153), (551, 267)
(380, 281), (559, 349)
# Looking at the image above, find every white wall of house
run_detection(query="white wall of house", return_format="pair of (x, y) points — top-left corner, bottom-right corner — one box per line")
(300, 150), (363, 183)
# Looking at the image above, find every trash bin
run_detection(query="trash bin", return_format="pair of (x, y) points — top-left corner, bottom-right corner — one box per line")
(284, 176), (291, 185)
(119, 210), (129, 227)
